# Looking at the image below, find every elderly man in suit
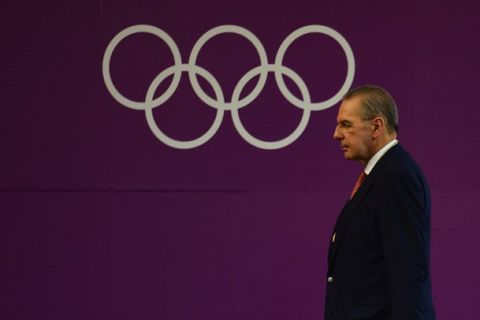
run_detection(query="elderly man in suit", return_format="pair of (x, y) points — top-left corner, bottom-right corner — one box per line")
(325, 85), (435, 320)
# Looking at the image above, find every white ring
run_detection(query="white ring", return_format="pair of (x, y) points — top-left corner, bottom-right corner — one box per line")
(102, 24), (182, 110)
(188, 25), (269, 111)
(145, 64), (224, 149)
(231, 64), (311, 150)
(274, 25), (355, 111)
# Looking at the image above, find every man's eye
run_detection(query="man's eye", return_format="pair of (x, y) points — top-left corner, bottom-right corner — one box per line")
(340, 122), (352, 128)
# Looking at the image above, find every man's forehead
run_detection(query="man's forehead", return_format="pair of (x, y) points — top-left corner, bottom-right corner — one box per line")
(337, 97), (362, 120)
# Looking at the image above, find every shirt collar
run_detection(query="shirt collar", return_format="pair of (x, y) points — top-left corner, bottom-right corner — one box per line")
(364, 139), (398, 175)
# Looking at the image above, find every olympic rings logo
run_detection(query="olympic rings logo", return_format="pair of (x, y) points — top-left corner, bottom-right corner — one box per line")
(102, 24), (355, 150)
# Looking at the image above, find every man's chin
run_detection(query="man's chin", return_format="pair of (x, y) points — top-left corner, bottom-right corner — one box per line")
(343, 152), (352, 160)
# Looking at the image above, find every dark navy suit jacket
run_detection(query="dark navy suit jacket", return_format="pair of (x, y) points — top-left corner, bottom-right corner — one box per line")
(325, 144), (435, 320)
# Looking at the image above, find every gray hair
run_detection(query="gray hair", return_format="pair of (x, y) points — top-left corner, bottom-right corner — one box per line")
(344, 85), (399, 133)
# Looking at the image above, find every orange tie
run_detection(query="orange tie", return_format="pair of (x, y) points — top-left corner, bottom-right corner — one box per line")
(332, 171), (368, 243)
(350, 171), (367, 199)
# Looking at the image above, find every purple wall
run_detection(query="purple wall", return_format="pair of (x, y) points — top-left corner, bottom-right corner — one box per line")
(3, 0), (479, 319)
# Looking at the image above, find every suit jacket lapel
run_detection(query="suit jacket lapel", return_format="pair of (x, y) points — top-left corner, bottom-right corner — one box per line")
(328, 174), (375, 267)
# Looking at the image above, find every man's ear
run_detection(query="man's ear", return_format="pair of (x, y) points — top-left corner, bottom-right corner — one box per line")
(371, 117), (385, 138)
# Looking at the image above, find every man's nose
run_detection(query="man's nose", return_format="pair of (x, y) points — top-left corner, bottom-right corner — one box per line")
(333, 126), (342, 140)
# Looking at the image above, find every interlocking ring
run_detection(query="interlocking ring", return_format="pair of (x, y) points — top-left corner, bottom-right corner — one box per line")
(275, 25), (355, 111)
(102, 24), (355, 149)
(145, 64), (225, 149)
(231, 65), (311, 150)
(189, 25), (269, 111)
(102, 25), (182, 111)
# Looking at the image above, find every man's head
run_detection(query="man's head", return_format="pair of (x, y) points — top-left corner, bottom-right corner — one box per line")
(333, 85), (398, 166)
